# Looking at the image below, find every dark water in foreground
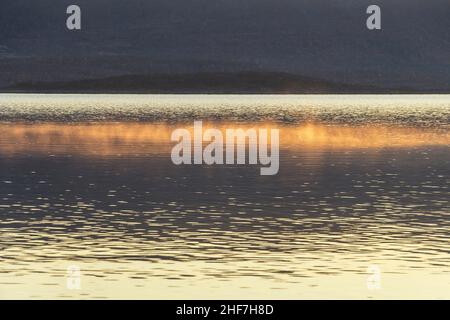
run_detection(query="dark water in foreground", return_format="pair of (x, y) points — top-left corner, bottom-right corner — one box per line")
(0, 95), (449, 299)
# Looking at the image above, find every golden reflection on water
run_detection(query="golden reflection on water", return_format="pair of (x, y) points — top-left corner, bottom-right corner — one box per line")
(0, 121), (449, 299)
(0, 122), (448, 156)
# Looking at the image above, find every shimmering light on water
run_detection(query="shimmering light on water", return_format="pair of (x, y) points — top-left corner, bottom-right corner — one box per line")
(0, 95), (449, 299)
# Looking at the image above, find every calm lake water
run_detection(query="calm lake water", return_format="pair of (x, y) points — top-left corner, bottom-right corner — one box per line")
(0, 94), (449, 299)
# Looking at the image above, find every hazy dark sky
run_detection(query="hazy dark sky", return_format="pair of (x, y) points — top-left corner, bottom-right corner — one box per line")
(0, 0), (449, 89)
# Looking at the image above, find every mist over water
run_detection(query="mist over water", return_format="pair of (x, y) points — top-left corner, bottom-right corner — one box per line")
(0, 94), (449, 299)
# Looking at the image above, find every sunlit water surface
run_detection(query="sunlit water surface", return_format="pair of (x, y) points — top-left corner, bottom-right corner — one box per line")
(0, 94), (449, 299)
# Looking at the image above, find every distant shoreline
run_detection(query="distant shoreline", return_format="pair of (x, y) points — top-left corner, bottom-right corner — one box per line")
(3, 72), (443, 94)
